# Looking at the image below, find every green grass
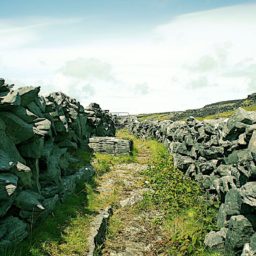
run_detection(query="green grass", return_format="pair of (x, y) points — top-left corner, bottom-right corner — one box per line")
(195, 105), (256, 121)
(135, 136), (220, 255)
(137, 112), (170, 122)
(3, 182), (95, 256)
(92, 152), (136, 176)
(3, 141), (135, 256)
(92, 132), (137, 176)
(106, 129), (220, 255)
(137, 104), (256, 122)
(196, 111), (234, 121)
(243, 104), (256, 111)
(3, 150), (97, 256)
(3, 130), (222, 255)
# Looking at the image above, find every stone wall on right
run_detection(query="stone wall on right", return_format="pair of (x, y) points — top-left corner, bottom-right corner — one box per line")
(126, 108), (256, 256)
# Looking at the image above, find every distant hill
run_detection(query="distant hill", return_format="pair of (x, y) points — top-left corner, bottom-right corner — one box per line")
(137, 93), (256, 121)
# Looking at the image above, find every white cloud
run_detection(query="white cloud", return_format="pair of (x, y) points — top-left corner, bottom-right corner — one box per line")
(132, 83), (149, 95)
(1, 3), (256, 113)
(60, 58), (115, 81)
(0, 17), (83, 50)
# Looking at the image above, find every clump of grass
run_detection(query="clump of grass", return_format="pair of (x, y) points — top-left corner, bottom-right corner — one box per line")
(92, 152), (135, 176)
(106, 214), (124, 240)
(93, 154), (112, 175)
(243, 104), (256, 111)
(196, 111), (234, 121)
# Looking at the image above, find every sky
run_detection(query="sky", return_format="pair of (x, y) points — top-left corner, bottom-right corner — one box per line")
(1, 0), (256, 114)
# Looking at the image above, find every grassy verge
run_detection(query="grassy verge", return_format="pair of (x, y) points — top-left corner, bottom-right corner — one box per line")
(92, 151), (136, 176)
(3, 182), (94, 256)
(3, 149), (96, 256)
(109, 130), (221, 255)
(140, 148), (220, 255)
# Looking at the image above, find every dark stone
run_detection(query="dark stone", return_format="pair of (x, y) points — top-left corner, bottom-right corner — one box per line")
(240, 182), (256, 207)
(225, 215), (254, 254)
(18, 86), (40, 107)
(0, 78), (5, 86)
(12, 162), (32, 188)
(217, 204), (228, 229)
(224, 188), (242, 216)
(0, 112), (34, 144)
(0, 217), (28, 247)
(173, 154), (194, 171)
(227, 108), (253, 130)
(225, 149), (253, 165)
(11, 107), (38, 123)
(18, 137), (44, 159)
(15, 190), (45, 211)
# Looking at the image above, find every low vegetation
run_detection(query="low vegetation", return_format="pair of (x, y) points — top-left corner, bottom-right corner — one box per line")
(196, 104), (256, 120)
(140, 147), (219, 255)
(136, 104), (256, 122)
(4, 130), (220, 255)
(109, 130), (220, 255)
(3, 181), (92, 256)
(137, 112), (170, 122)
(3, 134), (136, 256)
(92, 151), (136, 176)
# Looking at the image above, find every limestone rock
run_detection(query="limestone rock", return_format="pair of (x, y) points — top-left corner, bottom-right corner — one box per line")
(173, 154), (194, 171)
(0, 79), (115, 248)
(248, 130), (256, 153)
(240, 182), (256, 207)
(89, 137), (132, 155)
(204, 228), (227, 250)
(0, 90), (21, 108)
(225, 215), (254, 254)
(18, 86), (40, 107)
(224, 189), (242, 216)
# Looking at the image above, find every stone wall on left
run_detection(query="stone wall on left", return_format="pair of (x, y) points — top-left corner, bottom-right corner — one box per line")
(0, 79), (115, 247)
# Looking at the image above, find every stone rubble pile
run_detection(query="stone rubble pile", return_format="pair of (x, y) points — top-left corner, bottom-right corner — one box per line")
(88, 137), (132, 155)
(126, 108), (256, 255)
(0, 79), (115, 248)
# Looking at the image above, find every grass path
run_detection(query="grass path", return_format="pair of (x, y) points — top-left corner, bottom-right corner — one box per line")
(4, 130), (220, 256)
(99, 145), (166, 255)
(92, 131), (220, 255)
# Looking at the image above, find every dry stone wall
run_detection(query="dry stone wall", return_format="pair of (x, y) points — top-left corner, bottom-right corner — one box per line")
(126, 108), (256, 256)
(0, 79), (115, 248)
